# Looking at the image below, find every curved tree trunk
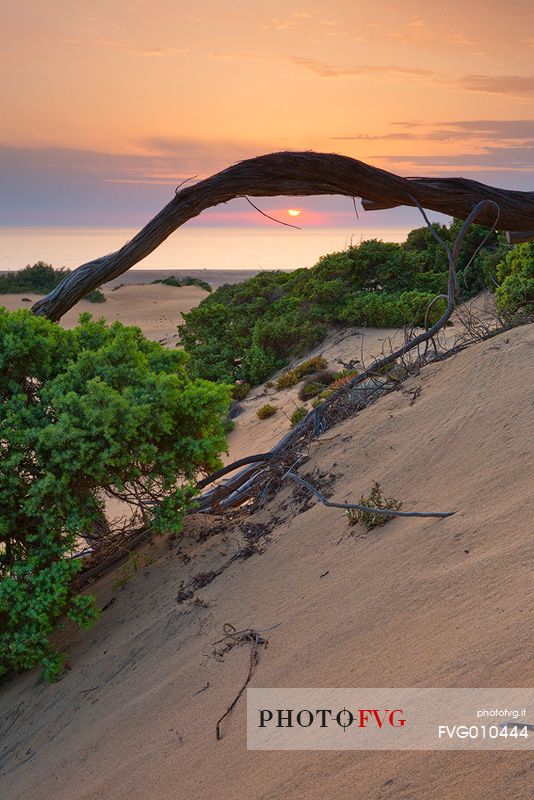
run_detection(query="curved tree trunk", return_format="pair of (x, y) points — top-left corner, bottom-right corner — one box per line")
(32, 151), (534, 321)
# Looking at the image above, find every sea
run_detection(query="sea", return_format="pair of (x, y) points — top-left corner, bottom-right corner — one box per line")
(0, 226), (410, 281)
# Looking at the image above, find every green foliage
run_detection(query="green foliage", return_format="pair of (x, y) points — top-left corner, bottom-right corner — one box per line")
(152, 275), (212, 292)
(232, 382), (251, 401)
(495, 243), (534, 317)
(340, 290), (446, 328)
(242, 344), (282, 386)
(0, 309), (230, 680)
(309, 370), (358, 406)
(256, 403), (278, 420)
(275, 356), (329, 390)
(298, 371), (336, 401)
(84, 289), (106, 303)
(179, 220), (503, 387)
(345, 482), (402, 531)
(0, 262), (69, 294)
(223, 416), (236, 434)
(299, 381), (325, 400)
(290, 406), (308, 427)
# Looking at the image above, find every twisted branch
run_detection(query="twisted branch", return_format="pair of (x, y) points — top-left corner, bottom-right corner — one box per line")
(31, 151), (534, 321)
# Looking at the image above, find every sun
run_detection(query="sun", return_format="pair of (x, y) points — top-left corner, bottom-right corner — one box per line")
(287, 208), (301, 217)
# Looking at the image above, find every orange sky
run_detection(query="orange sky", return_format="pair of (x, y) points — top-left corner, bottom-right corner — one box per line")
(1, 0), (533, 225)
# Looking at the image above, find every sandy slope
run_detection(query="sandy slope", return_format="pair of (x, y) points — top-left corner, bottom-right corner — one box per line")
(1, 322), (533, 800)
(223, 291), (497, 465)
(224, 325), (411, 463)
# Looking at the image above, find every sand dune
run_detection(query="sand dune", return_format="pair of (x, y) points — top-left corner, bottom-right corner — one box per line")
(0, 283), (208, 346)
(1, 319), (532, 800)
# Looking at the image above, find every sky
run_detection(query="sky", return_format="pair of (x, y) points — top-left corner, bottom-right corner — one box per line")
(1, 0), (533, 228)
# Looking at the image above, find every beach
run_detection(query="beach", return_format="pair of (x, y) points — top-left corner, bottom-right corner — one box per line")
(0, 271), (248, 345)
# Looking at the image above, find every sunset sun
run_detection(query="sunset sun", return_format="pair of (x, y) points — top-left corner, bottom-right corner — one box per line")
(287, 208), (301, 217)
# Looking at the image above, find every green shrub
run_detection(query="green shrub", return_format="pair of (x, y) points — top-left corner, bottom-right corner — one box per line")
(298, 370), (336, 400)
(299, 381), (325, 399)
(152, 275), (211, 292)
(241, 345), (282, 385)
(256, 403), (278, 420)
(290, 406), (308, 427)
(340, 290), (446, 328)
(275, 371), (297, 390)
(179, 221), (503, 386)
(0, 309), (230, 681)
(0, 262), (69, 294)
(275, 356), (329, 390)
(84, 289), (106, 303)
(330, 368), (359, 386)
(232, 382), (251, 401)
(345, 482), (402, 531)
(311, 388), (335, 407)
(223, 416), (236, 434)
(309, 369), (359, 406)
(495, 243), (534, 317)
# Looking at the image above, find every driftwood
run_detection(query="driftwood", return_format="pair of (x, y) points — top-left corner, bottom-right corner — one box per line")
(31, 151), (534, 321)
(284, 472), (453, 519)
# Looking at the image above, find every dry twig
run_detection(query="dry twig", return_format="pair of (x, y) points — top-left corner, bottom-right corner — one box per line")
(214, 623), (276, 740)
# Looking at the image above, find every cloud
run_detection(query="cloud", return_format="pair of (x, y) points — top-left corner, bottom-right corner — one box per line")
(0, 141), (260, 225)
(382, 16), (476, 47)
(332, 132), (422, 141)
(290, 56), (435, 79)
(65, 38), (188, 58)
(376, 145), (534, 171)
(457, 74), (534, 97)
(333, 119), (534, 144)
(445, 32), (476, 47)
(208, 50), (270, 65)
(289, 54), (534, 100)
(438, 120), (534, 138)
(387, 16), (434, 44)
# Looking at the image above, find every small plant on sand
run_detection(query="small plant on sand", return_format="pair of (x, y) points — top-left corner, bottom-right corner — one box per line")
(290, 406), (308, 427)
(256, 403), (278, 420)
(84, 288), (106, 303)
(345, 482), (402, 531)
(232, 381), (251, 401)
(275, 356), (328, 390)
(113, 552), (156, 590)
(311, 369), (360, 407)
(298, 369), (336, 401)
